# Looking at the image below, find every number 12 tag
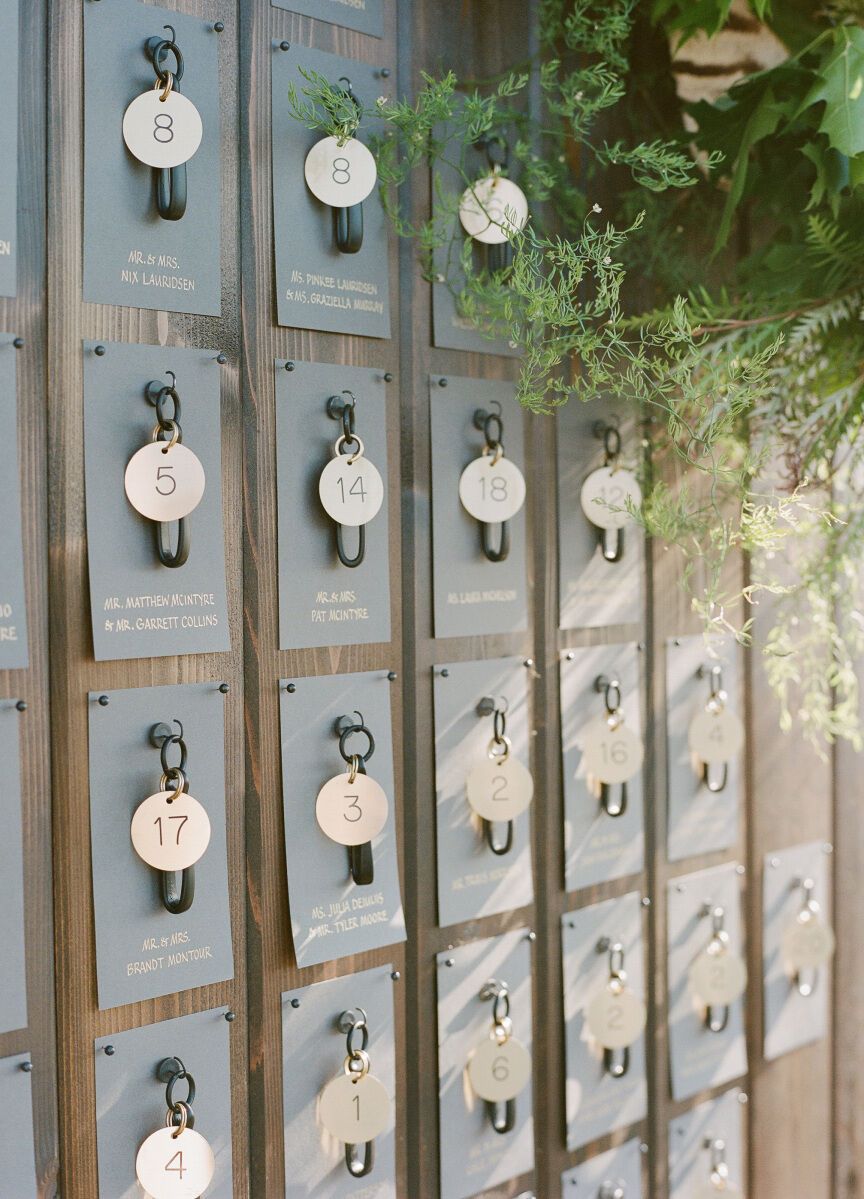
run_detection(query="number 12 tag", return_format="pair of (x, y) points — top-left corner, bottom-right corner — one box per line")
(135, 1126), (215, 1199)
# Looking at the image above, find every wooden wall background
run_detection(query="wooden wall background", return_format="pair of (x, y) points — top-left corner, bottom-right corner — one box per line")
(0, 0), (855, 1196)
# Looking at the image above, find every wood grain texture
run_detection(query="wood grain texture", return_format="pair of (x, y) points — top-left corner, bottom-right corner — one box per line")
(46, 2), (248, 1196)
(240, 2), (406, 1196)
(0, 1), (57, 1194)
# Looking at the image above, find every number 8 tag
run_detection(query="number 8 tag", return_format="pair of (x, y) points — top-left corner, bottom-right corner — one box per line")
(305, 135), (378, 208)
(123, 83), (204, 170)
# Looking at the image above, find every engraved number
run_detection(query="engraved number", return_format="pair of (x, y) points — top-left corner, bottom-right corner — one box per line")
(337, 475), (367, 503)
(154, 814), (189, 846)
(153, 112), (175, 144)
(491, 775), (508, 802)
(353, 1093), (360, 1121)
(343, 794), (362, 823)
(492, 1054), (510, 1082)
(708, 721), (725, 742)
(164, 1150), (185, 1179)
(607, 1002), (624, 1030)
(600, 738), (628, 766)
(479, 475), (508, 502)
(332, 157), (351, 185)
(155, 465), (176, 495)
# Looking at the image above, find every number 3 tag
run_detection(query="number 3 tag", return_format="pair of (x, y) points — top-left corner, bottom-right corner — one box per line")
(315, 772), (389, 846)
(305, 136), (378, 208)
(130, 790), (211, 872)
(123, 87), (203, 170)
(135, 1126), (215, 1199)
(125, 441), (206, 523)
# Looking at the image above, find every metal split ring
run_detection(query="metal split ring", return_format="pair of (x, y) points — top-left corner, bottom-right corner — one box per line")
(152, 418), (181, 450)
(335, 433), (364, 465)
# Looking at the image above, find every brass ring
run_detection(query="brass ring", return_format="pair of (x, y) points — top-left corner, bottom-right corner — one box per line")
(344, 1049), (371, 1079)
(152, 419), (180, 451)
(486, 734), (511, 763)
(159, 768), (186, 802)
(484, 443), (503, 467)
(154, 72), (174, 102)
(335, 432), (365, 465)
(165, 1099), (188, 1139)
(347, 755), (359, 785)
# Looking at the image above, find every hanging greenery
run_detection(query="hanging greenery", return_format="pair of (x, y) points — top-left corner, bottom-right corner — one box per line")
(286, 0), (864, 752)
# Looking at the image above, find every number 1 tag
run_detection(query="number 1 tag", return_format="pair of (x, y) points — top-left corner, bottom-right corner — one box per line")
(135, 1126), (215, 1199)
(319, 1072), (391, 1143)
(123, 87), (203, 170)
(468, 1035), (531, 1102)
(466, 756), (533, 822)
(319, 455), (384, 527)
(130, 790), (211, 872)
(315, 771), (389, 847)
(125, 442), (206, 523)
(580, 467), (641, 531)
(459, 454), (526, 523)
(305, 136), (378, 208)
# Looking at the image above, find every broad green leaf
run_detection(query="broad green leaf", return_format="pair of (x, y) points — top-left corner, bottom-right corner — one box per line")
(713, 87), (785, 252)
(801, 27), (864, 158)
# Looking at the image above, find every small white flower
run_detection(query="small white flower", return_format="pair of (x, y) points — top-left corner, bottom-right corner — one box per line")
(592, 203), (602, 213)
(376, 95), (389, 106)
(603, 255), (612, 264)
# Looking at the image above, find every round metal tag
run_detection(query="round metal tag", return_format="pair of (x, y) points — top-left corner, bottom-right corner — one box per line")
(689, 948), (748, 1007)
(579, 467), (642, 530)
(468, 1035), (531, 1102)
(130, 791), (211, 872)
(315, 771), (389, 847)
(688, 707), (744, 765)
(124, 442), (206, 523)
(135, 1126), (215, 1199)
(459, 175), (529, 244)
(319, 1072), (391, 1143)
(319, 455), (385, 527)
(304, 136), (378, 208)
(458, 455), (526, 523)
(123, 89), (204, 169)
(782, 915), (835, 972)
(585, 984), (646, 1050)
(581, 719), (643, 785)
(466, 756), (534, 822)
(693, 1183), (741, 1198)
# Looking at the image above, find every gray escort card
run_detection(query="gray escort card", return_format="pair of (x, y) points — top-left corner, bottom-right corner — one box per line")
(666, 635), (741, 862)
(667, 862), (748, 1103)
(83, 0), (221, 314)
(272, 46), (392, 338)
(83, 340), (230, 662)
(561, 643), (644, 891)
(763, 842), (832, 1061)
(282, 965), (397, 1197)
(668, 1088), (745, 1199)
(0, 703), (27, 1034)
(437, 929), (534, 1199)
(0, 1053), (37, 1198)
(271, 0), (384, 38)
(430, 375), (528, 638)
(0, 0), (19, 297)
(88, 682), (234, 1009)
(431, 124), (520, 357)
(275, 360), (392, 650)
(561, 1138), (644, 1199)
(562, 893), (647, 1151)
(558, 398), (643, 631)
(433, 656), (533, 927)
(279, 670), (405, 968)
(95, 1007), (233, 1199)
(0, 340), (27, 668)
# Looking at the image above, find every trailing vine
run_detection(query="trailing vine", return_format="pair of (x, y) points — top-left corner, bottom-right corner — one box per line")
(286, 1), (864, 751)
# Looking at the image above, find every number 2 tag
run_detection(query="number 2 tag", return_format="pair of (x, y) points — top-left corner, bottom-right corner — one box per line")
(459, 454), (526, 523)
(125, 441), (206, 523)
(123, 87), (203, 170)
(130, 790), (211, 872)
(585, 983), (646, 1050)
(315, 771), (389, 847)
(580, 466), (641, 531)
(135, 1126), (215, 1199)
(466, 756), (533, 822)
(305, 135), (378, 208)
(689, 948), (747, 1007)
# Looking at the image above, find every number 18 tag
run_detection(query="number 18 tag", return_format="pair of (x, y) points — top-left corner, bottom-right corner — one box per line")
(459, 451), (526, 523)
(135, 1125), (215, 1199)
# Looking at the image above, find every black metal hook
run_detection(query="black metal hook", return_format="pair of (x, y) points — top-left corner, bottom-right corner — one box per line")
(157, 1056), (197, 1130)
(149, 722), (194, 914)
(470, 406), (511, 563)
(143, 28), (188, 220)
(598, 940), (631, 1077)
(698, 663), (729, 793)
(336, 715), (376, 886)
(330, 79), (365, 254)
(479, 702), (514, 856)
(593, 676), (628, 818)
(589, 421), (625, 563)
(474, 134), (512, 273)
(336, 1007), (376, 1177)
(702, 905), (731, 1033)
(326, 392), (366, 568)
(146, 377), (190, 569)
(479, 980), (518, 1135)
